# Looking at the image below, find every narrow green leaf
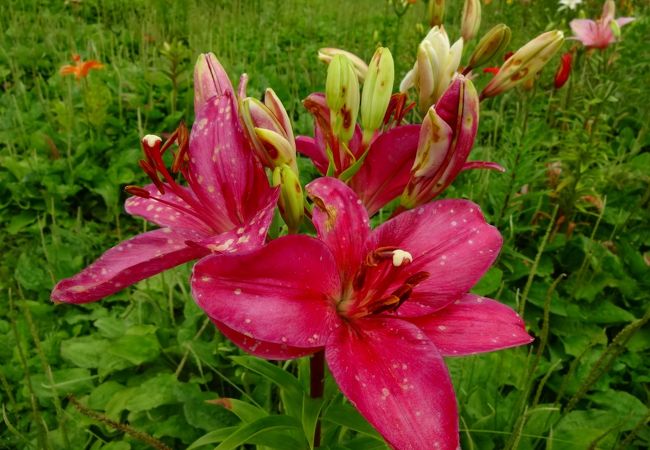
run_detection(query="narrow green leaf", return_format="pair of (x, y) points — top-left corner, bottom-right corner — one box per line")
(322, 403), (381, 438)
(301, 395), (324, 449)
(214, 415), (304, 450)
(230, 356), (303, 397)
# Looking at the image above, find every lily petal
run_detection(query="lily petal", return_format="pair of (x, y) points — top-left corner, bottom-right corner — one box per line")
(193, 187), (279, 253)
(296, 136), (328, 175)
(616, 17), (635, 27)
(326, 317), (459, 450)
(194, 53), (235, 113)
(408, 294), (533, 356)
(306, 177), (371, 283)
(124, 183), (212, 233)
(189, 92), (269, 230)
(348, 125), (421, 216)
(191, 235), (342, 348)
(570, 19), (599, 46)
(51, 228), (208, 304)
(213, 320), (319, 360)
(372, 199), (502, 316)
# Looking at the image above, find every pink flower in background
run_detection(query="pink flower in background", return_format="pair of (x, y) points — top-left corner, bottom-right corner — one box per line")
(192, 177), (532, 450)
(570, 0), (634, 49)
(51, 55), (278, 304)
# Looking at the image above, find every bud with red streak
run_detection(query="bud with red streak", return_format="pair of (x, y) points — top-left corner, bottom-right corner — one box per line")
(554, 52), (573, 89)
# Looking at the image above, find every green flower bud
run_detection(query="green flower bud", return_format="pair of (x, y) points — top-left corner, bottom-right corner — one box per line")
(272, 164), (304, 234)
(360, 47), (394, 142)
(481, 30), (564, 99)
(428, 0), (445, 27)
(241, 97), (297, 172)
(326, 55), (360, 144)
(610, 19), (621, 39)
(318, 48), (368, 81)
(466, 24), (511, 72)
(461, 0), (481, 42)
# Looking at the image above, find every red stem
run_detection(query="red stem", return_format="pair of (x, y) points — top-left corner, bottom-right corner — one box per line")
(310, 350), (325, 448)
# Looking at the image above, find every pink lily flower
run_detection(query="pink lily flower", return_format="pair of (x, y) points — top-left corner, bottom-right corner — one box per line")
(401, 75), (504, 210)
(570, 0), (634, 49)
(192, 177), (532, 450)
(296, 92), (421, 216)
(51, 54), (278, 304)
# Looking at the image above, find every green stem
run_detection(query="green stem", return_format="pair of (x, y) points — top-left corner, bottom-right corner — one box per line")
(518, 204), (559, 318)
(68, 395), (172, 450)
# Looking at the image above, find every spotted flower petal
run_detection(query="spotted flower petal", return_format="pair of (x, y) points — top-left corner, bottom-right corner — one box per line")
(307, 177), (371, 282)
(408, 294), (533, 356)
(189, 92), (269, 230)
(192, 187), (278, 253)
(372, 199), (502, 316)
(326, 318), (459, 450)
(125, 183), (212, 233)
(52, 228), (208, 304)
(192, 236), (342, 348)
(213, 320), (318, 360)
(348, 125), (421, 215)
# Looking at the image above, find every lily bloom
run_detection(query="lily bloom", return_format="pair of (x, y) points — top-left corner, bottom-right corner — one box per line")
(570, 0), (634, 49)
(51, 55), (278, 304)
(297, 92), (420, 216)
(400, 26), (463, 114)
(554, 52), (573, 89)
(60, 54), (104, 79)
(192, 177), (533, 450)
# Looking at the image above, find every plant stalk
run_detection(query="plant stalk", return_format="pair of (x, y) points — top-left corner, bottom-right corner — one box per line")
(310, 350), (325, 448)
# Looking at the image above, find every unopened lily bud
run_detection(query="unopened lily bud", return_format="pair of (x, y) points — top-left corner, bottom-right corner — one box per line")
(264, 88), (295, 151)
(241, 97), (297, 171)
(318, 48), (368, 82)
(272, 164), (304, 233)
(326, 55), (360, 144)
(554, 52), (573, 89)
(428, 0), (445, 27)
(401, 76), (480, 209)
(400, 26), (463, 114)
(461, 0), (481, 42)
(602, 0), (616, 23)
(193, 53), (234, 113)
(481, 30), (564, 99)
(360, 47), (394, 142)
(466, 24), (511, 72)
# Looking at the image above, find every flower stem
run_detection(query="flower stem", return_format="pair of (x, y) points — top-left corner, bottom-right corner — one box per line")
(310, 350), (325, 448)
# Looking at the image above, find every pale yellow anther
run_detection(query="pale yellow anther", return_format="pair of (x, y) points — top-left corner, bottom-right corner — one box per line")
(142, 134), (162, 147)
(392, 249), (413, 267)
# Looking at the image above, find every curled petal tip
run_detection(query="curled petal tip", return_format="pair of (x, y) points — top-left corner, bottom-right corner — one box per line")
(193, 52), (234, 112)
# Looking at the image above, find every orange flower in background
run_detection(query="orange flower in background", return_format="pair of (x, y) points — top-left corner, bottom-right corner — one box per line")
(60, 54), (104, 79)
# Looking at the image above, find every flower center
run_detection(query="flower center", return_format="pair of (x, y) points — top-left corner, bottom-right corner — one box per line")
(341, 247), (429, 319)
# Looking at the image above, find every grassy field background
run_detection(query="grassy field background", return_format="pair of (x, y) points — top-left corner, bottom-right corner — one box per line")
(1, 0), (649, 449)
